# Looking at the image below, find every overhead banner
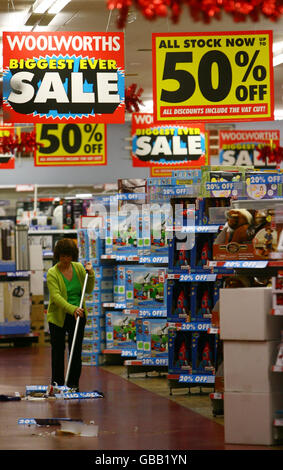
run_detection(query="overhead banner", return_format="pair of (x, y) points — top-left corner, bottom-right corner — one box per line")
(0, 124), (15, 169)
(219, 129), (280, 167)
(152, 31), (273, 122)
(131, 113), (206, 169)
(3, 32), (125, 124)
(34, 123), (107, 166)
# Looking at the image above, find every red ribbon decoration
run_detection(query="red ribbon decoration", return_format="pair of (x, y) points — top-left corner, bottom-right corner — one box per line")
(258, 144), (283, 166)
(107, 0), (283, 28)
(125, 83), (144, 113)
(0, 130), (42, 155)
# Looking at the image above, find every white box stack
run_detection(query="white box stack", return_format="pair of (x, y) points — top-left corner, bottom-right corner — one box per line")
(220, 287), (283, 445)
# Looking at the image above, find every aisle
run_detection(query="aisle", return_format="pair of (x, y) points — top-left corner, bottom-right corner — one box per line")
(0, 344), (280, 451)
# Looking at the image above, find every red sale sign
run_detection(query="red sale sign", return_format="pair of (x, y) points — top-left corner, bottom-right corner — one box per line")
(131, 113), (206, 169)
(3, 32), (125, 124)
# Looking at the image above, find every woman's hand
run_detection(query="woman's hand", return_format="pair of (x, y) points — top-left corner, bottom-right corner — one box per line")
(74, 307), (84, 320)
(85, 262), (94, 274)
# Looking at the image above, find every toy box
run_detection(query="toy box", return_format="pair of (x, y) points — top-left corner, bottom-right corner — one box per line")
(85, 302), (103, 318)
(105, 215), (144, 256)
(125, 266), (167, 308)
(191, 281), (215, 322)
(245, 172), (282, 200)
(113, 265), (127, 303)
(137, 318), (168, 358)
(170, 196), (199, 227)
(81, 352), (104, 366)
(193, 332), (217, 375)
(84, 324), (105, 342)
(167, 280), (191, 323)
(105, 311), (137, 350)
(168, 328), (217, 375)
(168, 232), (215, 271)
(213, 205), (280, 260)
(82, 338), (105, 354)
(77, 229), (104, 265)
(168, 328), (193, 374)
(198, 197), (231, 226)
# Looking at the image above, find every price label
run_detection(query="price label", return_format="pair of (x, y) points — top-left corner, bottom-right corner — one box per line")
(179, 375), (215, 384)
(153, 31), (273, 122)
(35, 123), (106, 166)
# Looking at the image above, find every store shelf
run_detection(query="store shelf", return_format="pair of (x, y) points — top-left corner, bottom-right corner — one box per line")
(168, 373), (215, 384)
(28, 229), (77, 234)
(101, 254), (168, 264)
(0, 333), (39, 347)
(167, 321), (216, 333)
(102, 349), (137, 357)
(271, 309), (283, 316)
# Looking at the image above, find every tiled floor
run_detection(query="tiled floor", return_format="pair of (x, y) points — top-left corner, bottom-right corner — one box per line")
(0, 344), (282, 451)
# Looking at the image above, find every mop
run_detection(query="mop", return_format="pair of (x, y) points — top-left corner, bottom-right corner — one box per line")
(25, 271), (104, 401)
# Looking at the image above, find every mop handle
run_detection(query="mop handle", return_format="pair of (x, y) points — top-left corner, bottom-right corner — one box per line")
(64, 271), (89, 387)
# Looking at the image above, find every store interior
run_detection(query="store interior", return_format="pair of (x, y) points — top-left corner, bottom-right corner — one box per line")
(1, 0), (283, 453)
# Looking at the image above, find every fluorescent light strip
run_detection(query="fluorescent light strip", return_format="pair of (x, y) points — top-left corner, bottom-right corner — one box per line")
(33, 0), (55, 14)
(48, 0), (71, 14)
(273, 53), (283, 67)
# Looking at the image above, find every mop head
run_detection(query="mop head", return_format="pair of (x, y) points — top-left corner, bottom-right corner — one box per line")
(25, 385), (104, 400)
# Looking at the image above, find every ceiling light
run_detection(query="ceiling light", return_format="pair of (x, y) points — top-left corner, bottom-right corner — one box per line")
(273, 41), (283, 53)
(273, 54), (283, 67)
(33, 0), (55, 14)
(48, 0), (71, 14)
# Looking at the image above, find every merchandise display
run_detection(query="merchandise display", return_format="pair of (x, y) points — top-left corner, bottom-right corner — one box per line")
(1, 5), (283, 451)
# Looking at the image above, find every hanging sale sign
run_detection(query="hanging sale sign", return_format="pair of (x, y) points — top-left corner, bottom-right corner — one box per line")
(34, 123), (107, 166)
(152, 31), (274, 122)
(0, 124), (15, 169)
(3, 32), (125, 124)
(131, 113), (206, 169)
(219, 129), (280, 168)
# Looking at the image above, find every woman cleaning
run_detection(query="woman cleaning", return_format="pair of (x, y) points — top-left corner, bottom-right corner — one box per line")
(47, 238), (95, 391)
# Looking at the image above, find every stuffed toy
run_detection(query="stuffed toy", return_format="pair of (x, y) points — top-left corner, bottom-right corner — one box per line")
(215, 209), (253, 245)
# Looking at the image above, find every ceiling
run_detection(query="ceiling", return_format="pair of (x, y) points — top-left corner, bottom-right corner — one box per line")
(0, 0), (283, 119)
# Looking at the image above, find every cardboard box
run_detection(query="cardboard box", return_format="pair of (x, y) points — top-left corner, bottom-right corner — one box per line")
(220, 287), (283, 341)
(224, 391), (283, 445)
(224, 340), (283, 393)
(30, 271), (44, 296)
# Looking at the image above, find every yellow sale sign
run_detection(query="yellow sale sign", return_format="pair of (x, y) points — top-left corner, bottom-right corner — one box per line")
(152, 31), (274, 122)
(35, 123), (107, 166)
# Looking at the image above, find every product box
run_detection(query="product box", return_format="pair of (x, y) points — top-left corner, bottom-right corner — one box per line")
(168, 236), (194, 271)
(245, 172), (282, 200)
(138, 318), (168, 358)
(192, 332), (217, 375)
(213, 206), (279, 261)
(224, 391), (283, 445)
(170, 196), (199, 227)
(125, 266), (167, 309)
(191, 281), (215, 322)
(168, 328), (193, 374)
(113, 265), (126, 303)
(220, 287), (283, 341)
(224, 340), (283, 393)
(167, 280), (191, 323)
(198, 197), (231, 226)
(81, 352), (104, 366)
(82, 338), (105, 354)
(84, 325), (105, 342)
(105, 215), (144, 256)
(77, 228), (104, 265)
(105, 310), (137, 351)
(85, 302), (103, 318)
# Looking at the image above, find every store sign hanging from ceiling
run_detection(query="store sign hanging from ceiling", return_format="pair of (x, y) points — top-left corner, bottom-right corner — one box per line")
(2, 32), (125, 124)
(219, 129), (280, 168)
(152, 30), (274, 123)
(131, 113), (206, 169)
(34, 123), (107, 167)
